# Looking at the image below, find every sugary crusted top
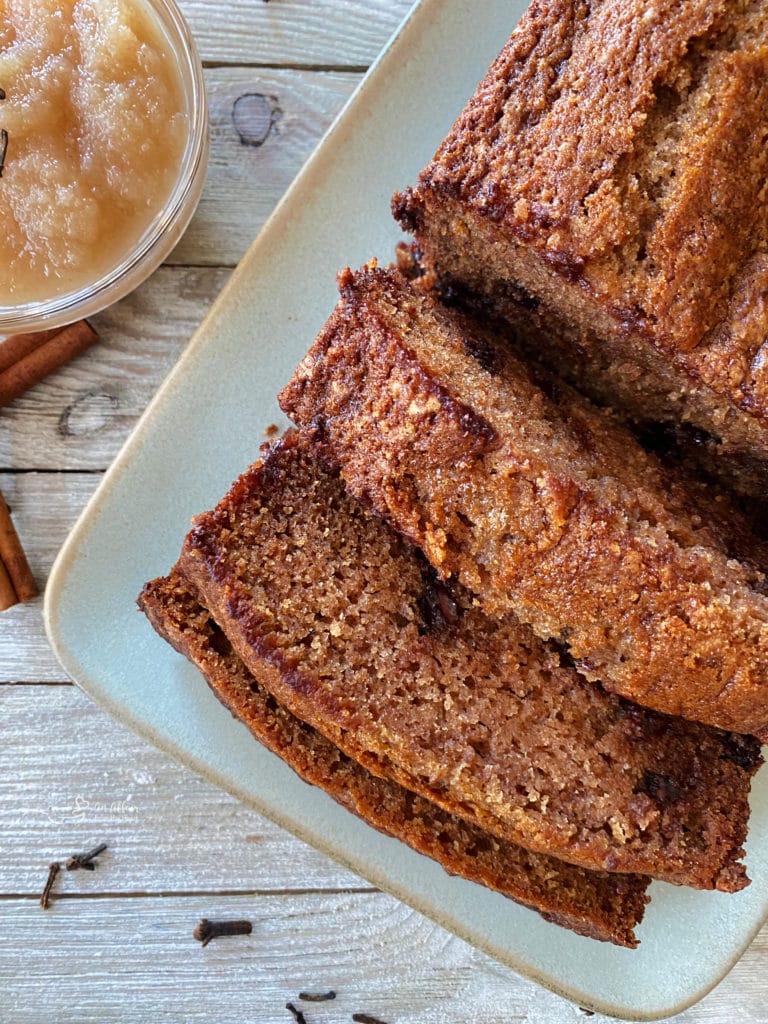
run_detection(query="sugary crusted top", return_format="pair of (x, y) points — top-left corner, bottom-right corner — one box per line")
(413, 0), (768, 404)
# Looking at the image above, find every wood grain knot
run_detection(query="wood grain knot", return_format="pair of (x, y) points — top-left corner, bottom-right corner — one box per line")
(232, 93), (282, 147)
(59, 390), (119, 436)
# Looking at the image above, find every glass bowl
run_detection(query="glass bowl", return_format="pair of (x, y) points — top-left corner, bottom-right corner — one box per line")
(0, 0), (209, 335)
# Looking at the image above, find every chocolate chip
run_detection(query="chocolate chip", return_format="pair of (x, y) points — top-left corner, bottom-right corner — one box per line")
(635, 770), (684, 806)
(556, 645), (577, 671)
(464, 332), (502, 376)
(417, 564), (461, 634)
(720, 734), (762, 772)
(208, 621), (233, 658)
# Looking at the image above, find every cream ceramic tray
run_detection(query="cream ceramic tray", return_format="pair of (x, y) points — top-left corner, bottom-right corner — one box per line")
(45, 1), (768, 1018)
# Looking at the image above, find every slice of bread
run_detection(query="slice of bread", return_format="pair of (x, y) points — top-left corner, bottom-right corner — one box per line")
(176, 430), (760, 891)
(280, 264), (768, 741)
(139, 570), (650, 947)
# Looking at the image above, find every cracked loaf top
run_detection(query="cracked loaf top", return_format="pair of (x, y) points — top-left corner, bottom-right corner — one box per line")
(397, 0), (768, 415)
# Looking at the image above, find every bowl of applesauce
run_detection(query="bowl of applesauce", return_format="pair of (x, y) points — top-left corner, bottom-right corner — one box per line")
(0, 0), (208, 333)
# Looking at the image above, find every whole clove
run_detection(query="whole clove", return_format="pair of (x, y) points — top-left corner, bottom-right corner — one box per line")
(352, 1015), (389, 1024)
(285, 1003), (307, 1024)
(65, 842), (108, 871)
(193, 918), (253, 948)
(299, 991), (336, 1002)
(40, 862), (61, 909)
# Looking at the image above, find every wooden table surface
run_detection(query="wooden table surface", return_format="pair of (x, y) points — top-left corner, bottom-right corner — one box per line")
(1, 3), (764, 1021)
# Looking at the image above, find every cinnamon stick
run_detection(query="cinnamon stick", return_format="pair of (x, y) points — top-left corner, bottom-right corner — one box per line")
(0, 490), (38, 603)
(0, 328), (61, 374)
(0, 319), (98, 408)
(0, 556), (16, 612)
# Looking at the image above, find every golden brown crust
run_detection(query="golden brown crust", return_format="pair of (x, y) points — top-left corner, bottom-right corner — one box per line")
(279, 266), (768, 743)
(138, 570), (650, 947)
(393, 0), (768, 492)
(175, 428), (759, 890)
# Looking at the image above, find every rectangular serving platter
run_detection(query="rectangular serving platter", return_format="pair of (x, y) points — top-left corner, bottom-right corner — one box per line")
(45, 1), (768, 1017)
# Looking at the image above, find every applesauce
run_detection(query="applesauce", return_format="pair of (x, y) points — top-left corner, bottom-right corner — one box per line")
(0, 0), (189, 305)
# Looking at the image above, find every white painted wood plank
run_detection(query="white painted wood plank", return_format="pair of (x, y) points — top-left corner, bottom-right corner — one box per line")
(0, 685), (363, 893)
(0, 267), (230, 473)
(2, 890), (767, 1024)
(172, 68), (360, 266)
(0, 604), (58, 680)
(0, 890), (590, 1024)
(178, 0), (414, 67)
